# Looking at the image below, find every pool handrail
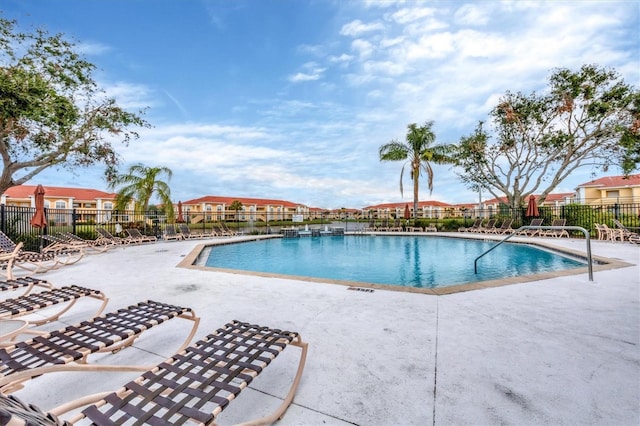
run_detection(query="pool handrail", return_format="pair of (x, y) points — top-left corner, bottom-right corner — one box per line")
(474, 225), (593, 281)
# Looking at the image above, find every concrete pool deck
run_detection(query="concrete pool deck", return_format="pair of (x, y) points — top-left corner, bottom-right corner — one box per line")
(10, 233), (640, 425)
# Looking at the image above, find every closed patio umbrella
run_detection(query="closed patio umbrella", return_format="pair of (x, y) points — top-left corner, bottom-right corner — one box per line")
(177, 201), (185, 223)
(526, 195), (539, 217)
(404, 204), (410, 220)
(30, 184), (47, 251)
(30, 185), (47, 228)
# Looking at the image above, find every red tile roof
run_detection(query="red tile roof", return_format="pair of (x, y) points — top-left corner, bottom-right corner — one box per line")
(576, 174), (640, 188)
(364, 200), (452, 209)
(3, 185), (117, 200)
(183, 195), (303, 208)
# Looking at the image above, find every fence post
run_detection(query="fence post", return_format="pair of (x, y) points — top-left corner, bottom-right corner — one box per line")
(0, 204), (4, 234)
(72, 208), (77, 235)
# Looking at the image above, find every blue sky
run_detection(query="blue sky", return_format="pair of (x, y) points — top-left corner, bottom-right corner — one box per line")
(2, 0), (639, 208)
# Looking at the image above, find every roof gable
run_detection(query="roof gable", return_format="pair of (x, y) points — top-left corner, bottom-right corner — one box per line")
(577, 174), (640, 188)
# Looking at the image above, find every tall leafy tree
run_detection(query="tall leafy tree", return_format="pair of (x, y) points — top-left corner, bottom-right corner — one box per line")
(379, 121), (456, 218)
(456, 64), (639, 209)
(229, 200), (243, 228)
(108, 163), (174, 222)
(0, 18), (148, 195)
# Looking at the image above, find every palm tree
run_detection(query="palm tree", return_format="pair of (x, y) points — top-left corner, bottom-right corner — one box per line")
(229, 200), (243, 229)
(108, 163), (175, 223)
(379, 121), (456, 219)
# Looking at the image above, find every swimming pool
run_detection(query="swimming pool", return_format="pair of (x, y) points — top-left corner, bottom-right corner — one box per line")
(200, 235), (585, 290)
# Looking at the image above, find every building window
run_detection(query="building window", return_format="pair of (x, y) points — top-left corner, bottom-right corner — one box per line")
(55, 201), (66, 209)
(103, 202), (113, 210)
(606, 190), (619, 198)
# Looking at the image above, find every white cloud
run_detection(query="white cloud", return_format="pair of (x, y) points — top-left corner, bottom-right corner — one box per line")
(76, 41), (111, 55)
(454, 4), (490, 26)
(351, 39), (376, 58)
(340, 19), (385, 37)
(388, 7), (437, 24)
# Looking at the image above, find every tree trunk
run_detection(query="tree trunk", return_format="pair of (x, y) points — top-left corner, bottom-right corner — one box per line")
(413, 174), (419, 220)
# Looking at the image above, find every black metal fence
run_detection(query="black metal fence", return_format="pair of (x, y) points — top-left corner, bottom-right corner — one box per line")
(1, 202), (638, 252)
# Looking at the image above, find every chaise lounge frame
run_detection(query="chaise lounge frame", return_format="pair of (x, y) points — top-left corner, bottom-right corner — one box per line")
(0, 285), (109, 327)
(0, 277), (53, 298)
(0, 320), (307, 426)
(0, 300), (200, 394)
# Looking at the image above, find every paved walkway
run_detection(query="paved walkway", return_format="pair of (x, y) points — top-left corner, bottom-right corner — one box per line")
(11, 234), (640, 425)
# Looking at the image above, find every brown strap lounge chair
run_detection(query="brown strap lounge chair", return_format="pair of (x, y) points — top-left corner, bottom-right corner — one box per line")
(221, 221), (240, 236)
(40, 235), (85, 264)
(518, 218), (544, 236)
(0, 300), (200, 394)
(542, 219), (569, 238)
(125, 228), (158, 244)
(0, 285), (108, 327)
(0, 320), (307, 425)
(178, 223), (205, 239)
(95, 227), (130, 245)
(612, 219), (640, 242)
(163, 224), (184, 241)
(477, 219), (497, 233)
(458, 218), (482, 232)
(489, 218), (515, 234)
(0, 277), (53, 298)
(0, 231), (65, 278)
(59, 232), (114, 252)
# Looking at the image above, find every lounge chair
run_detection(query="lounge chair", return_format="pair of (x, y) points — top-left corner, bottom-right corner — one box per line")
(163, 224), (184, 241)
(125, 228), (158, 243)
(221, 221), (240, 236)
(0, 284), (108, 327)
(594, 223), (613, 240)
(388, 219), (403, 232)
(364, 220), (377, 232)
(213, 224), (233, 237)
(0, 320), (307, 425)
(489, 218), (515, 234)
(458, 218), (482, 232)
(95, 227), (130, 245)
(518, 218), (544, 236)
(50, 233), (110, 254)
(59, 232), (114, 252)
(476, 219), (497, 233)
(0, 300), (199, 393)
(470, 219), (489, 233)
(39, 235), (85, 263)
(0, 277), (53, 298)
(542, 219), (569, 238)
(377, 219), (390, 232)
(0, 231), (64, 279)
(613, 219), (640, 243)
(178, 223), (211, 239)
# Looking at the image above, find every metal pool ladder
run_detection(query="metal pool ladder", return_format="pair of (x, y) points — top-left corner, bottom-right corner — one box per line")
(474, 225), (594, 281)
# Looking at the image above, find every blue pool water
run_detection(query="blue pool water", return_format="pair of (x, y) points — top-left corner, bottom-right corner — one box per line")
(203, 236), (585, 289)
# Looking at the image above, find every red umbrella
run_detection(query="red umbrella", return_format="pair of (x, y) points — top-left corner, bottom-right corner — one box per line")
(526, 195), (539, 217)
(30, 184), (47, 228)
(176, 201), (184, 223)
(403, 204), (411, 220)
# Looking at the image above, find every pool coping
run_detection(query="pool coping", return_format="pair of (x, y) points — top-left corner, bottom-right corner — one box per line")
(177, 233), (634, 295)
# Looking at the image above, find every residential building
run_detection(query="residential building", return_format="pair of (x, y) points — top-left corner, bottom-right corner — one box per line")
(363, 201), (453, 219)
(1, 185), (134, 225)
(575, 174), (640, 204)
(182, 196), (311, 223)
